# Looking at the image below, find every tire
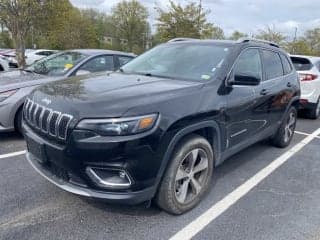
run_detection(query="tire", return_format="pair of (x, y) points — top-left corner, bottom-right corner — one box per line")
(306, 98), (320, 120)
(155, 134), (214, 215)
(271, 107), (297, 148)
(14, 108), (23, 134)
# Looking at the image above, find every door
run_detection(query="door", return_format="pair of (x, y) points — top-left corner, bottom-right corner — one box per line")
(225, 48), (265, 148)
(258, 50), (289, 129)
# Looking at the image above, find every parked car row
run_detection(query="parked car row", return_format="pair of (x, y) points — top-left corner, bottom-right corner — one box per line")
(0, 39), (318, 215)
(0, 48), (58, 69)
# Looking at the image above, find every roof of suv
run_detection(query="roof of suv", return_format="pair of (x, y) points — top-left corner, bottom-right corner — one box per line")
(69, 49), (136, 57)
(167, 38), (283, 52)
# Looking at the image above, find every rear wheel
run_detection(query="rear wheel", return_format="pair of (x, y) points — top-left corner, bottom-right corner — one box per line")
(271, 107), (297, 148)
(306, 98), (320, 119)
(156, 134), (214, 215)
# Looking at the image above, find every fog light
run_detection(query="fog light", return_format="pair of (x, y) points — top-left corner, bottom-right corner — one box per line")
(86, 167), (132, 189)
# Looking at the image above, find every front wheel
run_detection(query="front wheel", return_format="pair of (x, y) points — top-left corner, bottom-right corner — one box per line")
(271, 107), (297, 148)
(155, 134), (214, 215)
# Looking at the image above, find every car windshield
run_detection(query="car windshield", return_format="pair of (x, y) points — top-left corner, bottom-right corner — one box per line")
(121, 43), (231, 81)
(26, 52), (87, 76)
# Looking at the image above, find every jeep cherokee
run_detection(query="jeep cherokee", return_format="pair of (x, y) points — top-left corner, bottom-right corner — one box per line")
(22, 38), (300, 215)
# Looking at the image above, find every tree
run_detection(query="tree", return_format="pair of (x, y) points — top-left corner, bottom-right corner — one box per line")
(229, 30), (248, 40)
(156, 0), (215, 42)
(304, 28), (320, 56)
(255, 25), (286, 45)
(30, 0), (100, 50)
(284, 39), (313, 55)
(111, 0), (148, 53)
(0, 0), (43, 66)
(0, 30), (13, 48)
(210, 25), (225, 39)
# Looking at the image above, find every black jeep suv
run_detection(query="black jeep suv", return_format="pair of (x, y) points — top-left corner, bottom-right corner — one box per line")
(22, 38), (300, 215)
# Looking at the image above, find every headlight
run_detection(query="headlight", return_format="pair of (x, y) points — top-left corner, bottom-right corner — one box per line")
(76, 114), (159, 136)
(0, 89), (18, 102)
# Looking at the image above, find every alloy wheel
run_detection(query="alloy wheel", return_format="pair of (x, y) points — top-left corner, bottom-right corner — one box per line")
(284, 112), (296, 143)
(174, 148), (209, 204)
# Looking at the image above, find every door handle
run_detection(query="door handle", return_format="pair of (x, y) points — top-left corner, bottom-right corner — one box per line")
(260, 89), (269, 95)
(287, 82), (292, 87)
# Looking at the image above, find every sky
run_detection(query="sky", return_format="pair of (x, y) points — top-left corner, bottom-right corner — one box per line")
(69, 0), (320, 38)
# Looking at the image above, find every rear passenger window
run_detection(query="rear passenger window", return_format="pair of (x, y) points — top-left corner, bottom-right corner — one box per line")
(262, 50), (283, 80)
(280, 54), (292, 75)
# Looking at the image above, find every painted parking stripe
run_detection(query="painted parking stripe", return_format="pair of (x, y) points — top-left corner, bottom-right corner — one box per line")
(0, 150), (26, 159)
(170, 127), (320, 240)
(295, 130), (320, 139)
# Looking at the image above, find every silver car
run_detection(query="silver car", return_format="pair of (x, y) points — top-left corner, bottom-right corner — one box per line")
(0, 49), (135, 133)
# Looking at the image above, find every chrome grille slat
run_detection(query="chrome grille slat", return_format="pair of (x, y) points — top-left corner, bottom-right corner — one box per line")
(24, 98), (73, 141)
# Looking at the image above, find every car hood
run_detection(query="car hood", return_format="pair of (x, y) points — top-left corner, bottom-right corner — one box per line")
(0, 70), (60, 92)
(30, 72), (204, 119)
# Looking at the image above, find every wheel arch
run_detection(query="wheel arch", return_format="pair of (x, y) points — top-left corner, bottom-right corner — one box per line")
(152, 120), (222, 198)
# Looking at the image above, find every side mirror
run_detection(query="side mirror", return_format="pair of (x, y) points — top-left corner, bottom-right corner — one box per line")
(76, 70), (91, 76)
(228, 72), (261, 86)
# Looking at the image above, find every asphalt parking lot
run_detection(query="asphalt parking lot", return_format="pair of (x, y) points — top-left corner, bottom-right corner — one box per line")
(0, 118), (319, 240)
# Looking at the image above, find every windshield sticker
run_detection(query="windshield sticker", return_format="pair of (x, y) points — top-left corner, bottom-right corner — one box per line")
(64, 63), (73, 70)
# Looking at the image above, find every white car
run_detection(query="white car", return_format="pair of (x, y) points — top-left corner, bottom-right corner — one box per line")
(0, 56), (10, 72)
(25, 49), (58, 66)
(290, 55), (320, 119)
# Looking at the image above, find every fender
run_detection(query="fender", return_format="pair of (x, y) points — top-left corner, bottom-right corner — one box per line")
(150, 120), (222, 197)
(282, 95), (300, 122)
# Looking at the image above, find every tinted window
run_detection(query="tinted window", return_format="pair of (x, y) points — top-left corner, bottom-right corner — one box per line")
(122, 44), (231, 81)
(234, 48), (262, 81)
(262, 50), (283, 80)
(290, 57), (313, 71)
(78, 55), (114, 73)
(118, 56), (134, 67)
(280, 54), (292, 75)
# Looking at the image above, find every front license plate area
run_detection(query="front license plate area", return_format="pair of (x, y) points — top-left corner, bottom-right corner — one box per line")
(26, 136), (47, 164)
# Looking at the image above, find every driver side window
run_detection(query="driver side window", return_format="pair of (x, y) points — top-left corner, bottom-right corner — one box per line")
(234, 49), (262, 82)
(77, 55), (114, 74)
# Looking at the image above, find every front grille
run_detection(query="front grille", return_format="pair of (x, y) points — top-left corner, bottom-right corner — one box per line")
(24, 98), (73, 141)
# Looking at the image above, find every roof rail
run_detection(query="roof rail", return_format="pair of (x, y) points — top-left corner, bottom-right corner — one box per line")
(167, 38), (198, 43)
(237, 38), (279, 48)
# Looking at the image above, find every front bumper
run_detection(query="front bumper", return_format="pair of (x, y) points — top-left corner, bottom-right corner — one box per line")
(22, 121), (164, 204)
(26, 152), (155, 204)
